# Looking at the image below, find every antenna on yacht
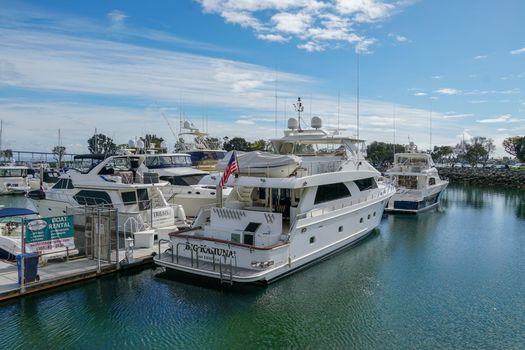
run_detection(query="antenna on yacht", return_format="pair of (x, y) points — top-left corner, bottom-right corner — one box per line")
(293, 97), (304, 131)
(393, 104), (396, 159)
(356, 51), (360, 162)
(337, 92), (341, 132)
(274, 69), (278, 137)
(429, 102), (433, 153)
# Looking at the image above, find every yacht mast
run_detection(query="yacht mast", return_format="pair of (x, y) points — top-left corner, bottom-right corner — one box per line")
(293, 97), (304, 131)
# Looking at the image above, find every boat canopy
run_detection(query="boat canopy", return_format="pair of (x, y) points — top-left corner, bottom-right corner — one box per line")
(0, 207), (37, 218)
(217, 151), (301, 172)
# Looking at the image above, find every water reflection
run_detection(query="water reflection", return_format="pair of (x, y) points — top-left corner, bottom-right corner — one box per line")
(2, 185), (525, 349)
(444, 184), (525, 220)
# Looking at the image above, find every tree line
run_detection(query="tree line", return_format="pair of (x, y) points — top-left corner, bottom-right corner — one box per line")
(4, 133), (520, 165)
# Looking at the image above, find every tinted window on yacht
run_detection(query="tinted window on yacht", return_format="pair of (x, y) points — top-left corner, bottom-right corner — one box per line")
(52, 179), (75, 189)
(137, 188), (151, 210)
(73, 190), (112, 206)
(122, 191), (137, 206)
(145, 156), (192, 169)
(354, 177), (378, 191)
(189, 151), (226, 165)
(314, 183), (351, 204)
(160, 175), (205, 186)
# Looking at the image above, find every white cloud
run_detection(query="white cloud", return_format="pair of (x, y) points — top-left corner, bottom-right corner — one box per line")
(510, 47), (525, 55)
(435, 88), (461, 95)
(257, 33), (288, 42)
(431, 75), (442, 80)
(414, 92), (427, 96)
(476, 114), (514, 123)
(235, 119), (255, 125)
(388, 32), (410, 43)
(474, 55), (487, 59)
(442, 113), (473, 119)
(107, 10), (127, 29)
(468, 100), (488, 104)
(336, 0), (395, 22)
(195, 0), (412, 52)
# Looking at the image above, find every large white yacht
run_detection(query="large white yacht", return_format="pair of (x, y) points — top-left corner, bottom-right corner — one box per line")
(28, 155), (186, 237)
(384, 152), (449, 213)
(0, 165), (31, 195)
(155, 111), (395, 284)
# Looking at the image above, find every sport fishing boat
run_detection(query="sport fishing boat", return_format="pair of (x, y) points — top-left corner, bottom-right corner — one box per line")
(384, 152), (449, 213)
(28, 155), (187, 238)
(176, 121), (226, 171)
(0, 165), (31, 195)
(155, 107), (395, 284)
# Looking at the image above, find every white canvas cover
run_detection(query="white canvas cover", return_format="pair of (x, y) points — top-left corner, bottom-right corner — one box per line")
(217, 151), (301, 172)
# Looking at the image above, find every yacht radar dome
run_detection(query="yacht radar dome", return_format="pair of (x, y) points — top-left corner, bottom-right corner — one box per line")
(183, 121), (191, 129)
(288, 118), (298, 130)
(136, 139), (145, 149)
(160, 141), (168, 150)
(311, 116), (322, 129)
(128, 139), (136, 148)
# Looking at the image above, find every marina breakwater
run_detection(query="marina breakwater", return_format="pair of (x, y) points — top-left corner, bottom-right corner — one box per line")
(437, 168), (525, 190)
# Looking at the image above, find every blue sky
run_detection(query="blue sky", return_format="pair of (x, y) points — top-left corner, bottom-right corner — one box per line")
(0, 0), (523, 156)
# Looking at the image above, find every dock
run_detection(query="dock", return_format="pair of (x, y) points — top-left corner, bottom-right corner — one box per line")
(0, 243), (169, 302)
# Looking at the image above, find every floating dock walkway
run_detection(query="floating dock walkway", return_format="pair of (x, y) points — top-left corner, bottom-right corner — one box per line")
(0, 243), (169, 302)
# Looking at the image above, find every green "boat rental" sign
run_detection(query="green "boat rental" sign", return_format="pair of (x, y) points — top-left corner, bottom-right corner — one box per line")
(25, 215), (75, 252)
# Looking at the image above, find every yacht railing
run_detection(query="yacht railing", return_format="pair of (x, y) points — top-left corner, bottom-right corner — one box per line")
(157, 237), (237, 284)
(296, 185), (395, 220)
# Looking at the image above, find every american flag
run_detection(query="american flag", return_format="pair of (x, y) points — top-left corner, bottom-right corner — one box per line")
(219, 151), (238, 188)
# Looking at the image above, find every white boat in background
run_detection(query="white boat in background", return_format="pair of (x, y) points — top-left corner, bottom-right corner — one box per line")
(155, 101), (395, 284)
(384, 153), (449, 213)
(28, 169), (61, 191)
(0, 165), (31, 195)
(28, 155), (187, 240)
(140, 152), (231, 217)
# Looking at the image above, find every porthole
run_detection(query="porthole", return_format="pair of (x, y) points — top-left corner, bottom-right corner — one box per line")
(373, 212), (376, 217)
(196, 192), (201, 195)
(309, 236), (315, 244)
(360, 217), (363, 223)
(211, 192), (215, 195)
(367, 214), (371, 220)
(338, 226), (343, 232)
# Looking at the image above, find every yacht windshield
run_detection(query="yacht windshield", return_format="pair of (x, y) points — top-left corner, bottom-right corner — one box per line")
(144, 155), (192, 169)
(160, 174), (205, 186)
(188, 151), (226, 165)
(0, 168), (26, 177)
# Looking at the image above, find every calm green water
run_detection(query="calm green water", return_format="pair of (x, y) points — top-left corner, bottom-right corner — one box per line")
(1, 185), (525, 349)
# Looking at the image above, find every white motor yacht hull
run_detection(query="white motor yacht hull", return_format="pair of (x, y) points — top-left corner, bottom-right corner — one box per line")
(385, 181), (448, 214)
(155, 194), (392, 284)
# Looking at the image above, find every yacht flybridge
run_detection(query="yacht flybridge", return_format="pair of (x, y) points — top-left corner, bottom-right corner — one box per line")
(176, 121), (226, 171)
(28, 155), (186, 237)
(155, 102), (395, 284)
(384, 152), (449, 213)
